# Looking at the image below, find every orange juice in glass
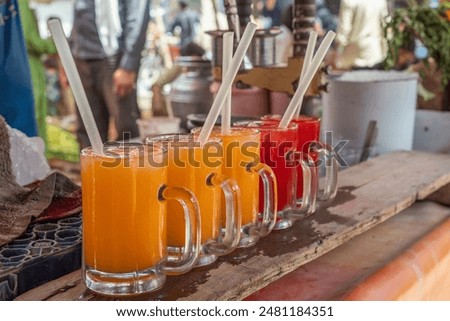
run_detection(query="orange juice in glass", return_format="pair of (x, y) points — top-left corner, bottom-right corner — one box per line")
(147, 135), (241, 267)
(81, 143), (200, 296)
(163, 139), (219, 246)
(192, 127), (278, 247)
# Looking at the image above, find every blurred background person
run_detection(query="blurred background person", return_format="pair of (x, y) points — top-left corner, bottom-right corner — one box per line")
(315, 0), (340, 34)
(261, 0), (284, 28)
(335, 0), (389, 70)
(69, 0), (150, 149)
(168, 1), (201, 48)
(18, 0), (57, 150)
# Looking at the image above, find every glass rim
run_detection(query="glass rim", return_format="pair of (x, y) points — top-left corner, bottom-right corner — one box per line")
(261, 114), (321, 122)
(81, 143), (167, 159)
(233, 120), (298, 131)
(190, 126), (261, 136)
(146, 133), (222, 147)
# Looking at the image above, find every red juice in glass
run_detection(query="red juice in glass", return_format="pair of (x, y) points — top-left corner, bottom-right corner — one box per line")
(262, 115), (320, 198)
(262, 115), (338, 210)
(234, 121), (298, 221)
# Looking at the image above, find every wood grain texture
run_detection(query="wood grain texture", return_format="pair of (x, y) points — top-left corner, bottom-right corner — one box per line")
(212, 57), (322, 96)
(245, 201), (450, 300)
(15, 151), (450, 301)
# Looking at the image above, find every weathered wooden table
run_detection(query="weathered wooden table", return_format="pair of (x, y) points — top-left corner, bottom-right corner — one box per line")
(15, 151), (450, 300)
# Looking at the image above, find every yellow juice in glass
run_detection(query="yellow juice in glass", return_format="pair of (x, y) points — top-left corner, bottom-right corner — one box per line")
(164, 140), (222, 246)
(212, 129), (261, 226)
(81, 146), (167, 273)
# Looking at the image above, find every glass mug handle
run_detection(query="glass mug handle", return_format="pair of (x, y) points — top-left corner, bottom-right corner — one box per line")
(206, 173), (242, 256)
(308, 142), (338, 207)
(290, 151), (317, 219)
(247, 163), (278, 237)
(158, 185), (201, 275)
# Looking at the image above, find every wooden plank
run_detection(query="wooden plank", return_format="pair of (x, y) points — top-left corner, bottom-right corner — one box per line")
(246, 201), (450, 300)
(14, 151), (450, 301)
(213, 57), (322, 96)
(426, 182), (450, 206)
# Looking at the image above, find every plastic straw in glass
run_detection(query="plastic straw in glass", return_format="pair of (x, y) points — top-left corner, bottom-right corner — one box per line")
(48, 19), (103, 154)
(221, 32), (234, 135)
(279, 31), (336, 128)
(294, 31), (318, 117)
(198, 22), (257, 145)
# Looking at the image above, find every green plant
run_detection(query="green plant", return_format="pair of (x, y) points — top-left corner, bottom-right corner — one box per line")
(384, 1), (450, 86)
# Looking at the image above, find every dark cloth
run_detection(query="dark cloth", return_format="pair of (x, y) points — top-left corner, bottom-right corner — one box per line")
(74, 57), (140, 149)
(168, 9), (200, 47)
(0, 116), (81, 247)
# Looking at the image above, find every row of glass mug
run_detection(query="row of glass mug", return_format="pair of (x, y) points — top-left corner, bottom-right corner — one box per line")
(80, 114), (338, 296)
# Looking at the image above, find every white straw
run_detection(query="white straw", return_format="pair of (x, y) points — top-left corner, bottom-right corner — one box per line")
(165, 95), (174, 118)
(221, 32), (234, 135)
(48, 19), (103, 155)
(198, 22), (257, 145)
(279, 31), (336, 128)
(294, 31), (318, 117)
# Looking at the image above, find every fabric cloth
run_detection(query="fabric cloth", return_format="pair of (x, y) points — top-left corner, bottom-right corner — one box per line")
(0, 116), (81, 247)
(335, 0), (388, 69)
(0, 0), (37, 137)
(17, 0), (57, 150)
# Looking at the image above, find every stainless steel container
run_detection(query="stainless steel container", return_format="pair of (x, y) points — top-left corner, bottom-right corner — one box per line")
(248, 28), (283, 67)
(206, 28), (283, 68)
(169, 57), (214, 129)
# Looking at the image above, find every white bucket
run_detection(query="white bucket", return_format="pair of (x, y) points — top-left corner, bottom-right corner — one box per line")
(322, 71), (419, 156)
(136, 117), (181, 141)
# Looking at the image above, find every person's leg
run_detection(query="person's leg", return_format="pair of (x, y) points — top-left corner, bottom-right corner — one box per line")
(115, 87), (141, 141)
(75, 59), (110, 150)
(103, 57), (141, 141)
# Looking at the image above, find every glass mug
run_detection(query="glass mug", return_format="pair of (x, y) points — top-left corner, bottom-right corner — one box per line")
(192, 127), (278, 248)
(147, 134), (241, 267)
(81, 144), (200, 296)
(262, 115), (338, 209)
(234, 121), (316, 230)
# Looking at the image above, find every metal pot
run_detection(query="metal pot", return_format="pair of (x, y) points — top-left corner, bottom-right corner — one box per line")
(169, 57), (214, 129)
(206, 28), (283, 68)
(186, 113), (259, 131)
